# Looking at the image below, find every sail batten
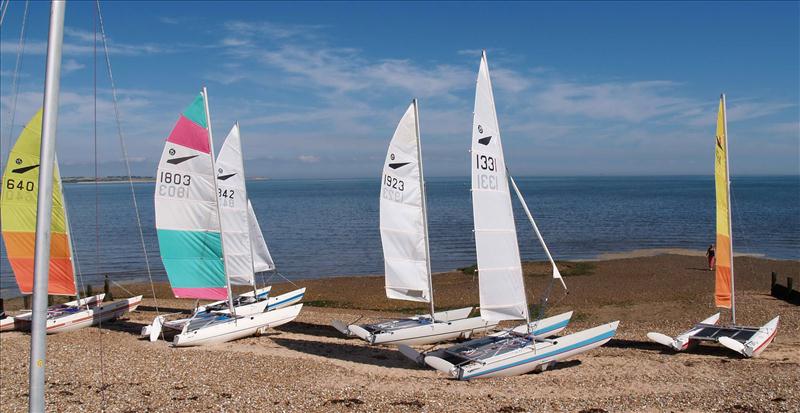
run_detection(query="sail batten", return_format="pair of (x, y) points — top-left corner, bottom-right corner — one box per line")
(714, 94), (734, 311)
(472, 52), (528, 323)
(380, 102), (432, 303)
(1, 109), (76, 296)
(155, 93), (227, 300)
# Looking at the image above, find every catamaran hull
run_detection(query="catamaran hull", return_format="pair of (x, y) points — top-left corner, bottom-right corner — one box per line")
(332, 307), (493, 346)
(198, 286), (272, 312)
(14, 296), (142, 334)
(647, 314), (780, 358)
(370, 316), (496, 346)
(0, 316), (15, 332)
(422, 321), (618, 380)
(398, 311), (575, 364)
(172, 303), (303, 347)
(144, 288), (306, 338)
(266, 287), (305, 311)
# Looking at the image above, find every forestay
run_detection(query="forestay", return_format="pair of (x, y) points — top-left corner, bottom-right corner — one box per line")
(247, 200), (275, 273)
(379, 102), (431, 303)
(1, 109), (77, 295)
(155, 93), (228, 300)
(471, 52), (528, 322)
(215, 123), (255, 286)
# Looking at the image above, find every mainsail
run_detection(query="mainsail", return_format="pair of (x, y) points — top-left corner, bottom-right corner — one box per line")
(471, 52), (528, 322)
(215, 123), (255, 286)
(155, 93), (228, 300)
(1, 109), (77, 295)
(247, 200), (275, 273)
(379, 101), (432, 303)
(714, 94), (733, 310)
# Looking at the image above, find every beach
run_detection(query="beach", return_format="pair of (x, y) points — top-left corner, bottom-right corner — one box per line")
(1, 253), (798, 412)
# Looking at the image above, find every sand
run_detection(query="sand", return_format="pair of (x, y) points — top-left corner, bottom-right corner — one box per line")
(1, 253), (798, 412)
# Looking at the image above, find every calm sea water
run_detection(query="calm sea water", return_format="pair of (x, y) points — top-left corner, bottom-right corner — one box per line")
(1, 176), (798, 298)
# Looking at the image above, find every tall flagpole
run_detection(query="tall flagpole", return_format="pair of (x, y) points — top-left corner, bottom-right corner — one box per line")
(29, 1), (66, 411)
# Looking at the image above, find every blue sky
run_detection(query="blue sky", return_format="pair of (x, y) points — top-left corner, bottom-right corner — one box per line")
(1, 1), (798, 178)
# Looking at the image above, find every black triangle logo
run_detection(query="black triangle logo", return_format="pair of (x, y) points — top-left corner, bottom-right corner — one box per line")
(167, 155), (199, 165)
(218, 173), (237, 181)
(389, 162), (411, 170)
(478, 136), (492, 145)
(11, 164), (40, 174)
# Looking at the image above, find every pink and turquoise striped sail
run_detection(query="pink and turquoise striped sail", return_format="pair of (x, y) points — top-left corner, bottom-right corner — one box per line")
(154, 93), (228, 300)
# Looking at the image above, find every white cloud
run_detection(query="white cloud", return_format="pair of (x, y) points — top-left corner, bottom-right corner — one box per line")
(298, 154), (320, 163)
(62, 59), (85, 74)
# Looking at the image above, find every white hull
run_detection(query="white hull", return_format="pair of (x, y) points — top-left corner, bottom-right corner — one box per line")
(144, 288), (306, 338)
(172, 303), (303, 347)
(334, 307), (500, 346)
(266, 288), (305, 311)
(413, 321), (618, 380)
(647, 313), (779, 358)
(197, 286), (272, 313)
(14, 295), (142, 334)
(0, 315), (15, 332)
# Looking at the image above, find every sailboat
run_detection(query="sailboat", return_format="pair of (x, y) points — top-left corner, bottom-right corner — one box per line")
(197, 123), (305, 314)
(332, 100), (503, 346)
(146, 89), (302, 346)
(1, 109), (143, 333)
(399, 51), (618, 379)
(647, 95), (779, 358)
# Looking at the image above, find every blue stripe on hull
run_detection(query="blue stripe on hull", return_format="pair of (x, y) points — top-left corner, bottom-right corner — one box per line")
(267, 292), (304, 310)
(463, 329), (616, 379)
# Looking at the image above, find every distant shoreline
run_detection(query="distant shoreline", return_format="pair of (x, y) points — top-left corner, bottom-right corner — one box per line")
(63, 176), (271, 184)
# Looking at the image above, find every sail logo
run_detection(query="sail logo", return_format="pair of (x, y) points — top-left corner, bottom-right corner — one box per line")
(167, 155), (199, 165)
(11, 164), (39, 174)
(389, 162), (411, 170)
(217, 173), (236, 181)
(478, 136), (492, 146)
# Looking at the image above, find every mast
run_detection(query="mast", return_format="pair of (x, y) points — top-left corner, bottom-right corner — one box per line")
(239, 122), (260, 296)
(413, 99), (435, 318)
(721, 93), (735, 324)
(202, 87), (236, 315)
(29, 1), (65, 411)
(59, 156), (83, 306)
(507, 173), (567, 290)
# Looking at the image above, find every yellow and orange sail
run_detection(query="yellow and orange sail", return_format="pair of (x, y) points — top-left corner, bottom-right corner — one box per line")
(714, 96), (732, 308)
(1, 109), (76, 295)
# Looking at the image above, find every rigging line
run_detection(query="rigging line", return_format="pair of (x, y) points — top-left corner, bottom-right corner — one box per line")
(92, 7), (108, 411)
(95, 1), (160, 316)
(0, 0), (10, 28)
(265, 270), (299, 289)
(2, 0), (29, 172)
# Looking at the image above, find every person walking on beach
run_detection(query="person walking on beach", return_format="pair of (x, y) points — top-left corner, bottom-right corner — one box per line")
(706, 245), (715, 271)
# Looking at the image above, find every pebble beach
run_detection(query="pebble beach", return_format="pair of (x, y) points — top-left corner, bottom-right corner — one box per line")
(1, 253), (798, 412)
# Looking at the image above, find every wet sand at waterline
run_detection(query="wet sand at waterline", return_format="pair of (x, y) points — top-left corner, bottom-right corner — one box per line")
(1, 254), (798, 412)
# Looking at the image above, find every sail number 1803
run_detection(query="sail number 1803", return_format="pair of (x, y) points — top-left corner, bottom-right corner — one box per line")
(158, 171), (191, 198)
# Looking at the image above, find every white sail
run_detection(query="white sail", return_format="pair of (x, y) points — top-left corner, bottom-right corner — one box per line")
(471, 51), (528, 322)
(247, 200), (275, 273)
(379, 102), (431, 303)
(215, 123), (255, 286)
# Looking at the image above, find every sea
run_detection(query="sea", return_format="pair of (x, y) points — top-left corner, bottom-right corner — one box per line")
(1, 176), (798, 298)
